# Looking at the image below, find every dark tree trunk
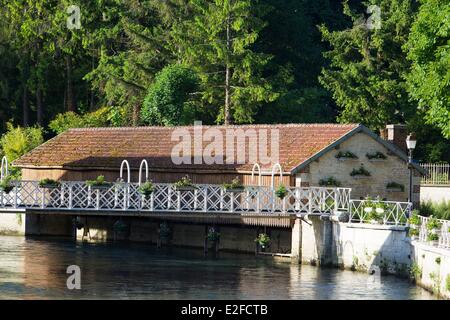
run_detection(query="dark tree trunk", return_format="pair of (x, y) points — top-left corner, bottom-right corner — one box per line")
(132, 104), (140, 127)
(22, 86), (29, 127)
(66, 55), (75, 112)
(224, 17), (231, 125)
(36, 87), (43, 126)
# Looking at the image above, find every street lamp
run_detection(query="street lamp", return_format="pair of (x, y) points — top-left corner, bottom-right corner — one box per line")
(406, 134), (417, 204)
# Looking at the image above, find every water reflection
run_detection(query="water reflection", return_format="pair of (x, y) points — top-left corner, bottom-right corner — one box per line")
(0, 236), (435, 300)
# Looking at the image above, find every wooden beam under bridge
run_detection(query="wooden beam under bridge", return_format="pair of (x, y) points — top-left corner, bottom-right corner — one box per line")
(14, 208), (297, 228)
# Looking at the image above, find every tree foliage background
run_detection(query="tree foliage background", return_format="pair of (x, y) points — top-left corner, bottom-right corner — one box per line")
(0, 0), (448, 162)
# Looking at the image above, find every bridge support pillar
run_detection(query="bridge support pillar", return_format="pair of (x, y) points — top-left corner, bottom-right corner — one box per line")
(291, 218), (302, 263)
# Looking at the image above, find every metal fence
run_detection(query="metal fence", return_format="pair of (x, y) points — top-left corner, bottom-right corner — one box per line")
(420, 163), (450, 185)
(349, 199), (412, 226)
(0, 180), (351, 215)
(416, 216), (450, 249)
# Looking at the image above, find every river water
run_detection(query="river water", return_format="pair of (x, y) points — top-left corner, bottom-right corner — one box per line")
(0, 236), (434, 300)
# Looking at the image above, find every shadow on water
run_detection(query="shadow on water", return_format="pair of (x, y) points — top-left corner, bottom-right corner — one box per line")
(0, 235), (435, 300)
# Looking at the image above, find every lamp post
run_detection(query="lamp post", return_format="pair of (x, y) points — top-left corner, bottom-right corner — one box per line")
(406, 134), (417, 205)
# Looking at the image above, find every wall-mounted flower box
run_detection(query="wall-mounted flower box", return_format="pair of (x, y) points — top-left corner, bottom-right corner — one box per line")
(366, 151), (387, 162)
(39, 178), (61, 189)
(350, 166), (371, 179)
(319, 177), (342, 187)
(174, 176), (197, 191)
(223, 177), (244, 193)
(386, 182), (405, 192)
(86, 176), (112, 190)
(335, 151), (358, 161)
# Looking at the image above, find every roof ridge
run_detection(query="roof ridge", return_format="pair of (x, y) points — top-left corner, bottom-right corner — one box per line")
(68, 123), (360, 131)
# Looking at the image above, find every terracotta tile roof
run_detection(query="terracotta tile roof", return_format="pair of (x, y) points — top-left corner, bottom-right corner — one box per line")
(13, 124), (360, 173)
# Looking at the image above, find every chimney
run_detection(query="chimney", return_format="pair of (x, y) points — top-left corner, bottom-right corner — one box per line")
(381, 124), (407, 153)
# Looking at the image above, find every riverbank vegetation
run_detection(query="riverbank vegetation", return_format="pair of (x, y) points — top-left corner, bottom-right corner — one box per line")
(0, 0), (448, 165)
(418, 201), (450, 221)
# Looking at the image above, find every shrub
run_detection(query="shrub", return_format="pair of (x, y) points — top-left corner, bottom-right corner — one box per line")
(38, 178), (60, 188)
(409, 262), (422, 281)
(223, 177), (244, 190)
(141, 64), (199, 126)
(0, 176), (14, 193)
(350, 166), (371, 176)
(318, 176), (341, 187)
(419, 200), (450, 220)
(86, 175), (111, 188)
(386, 182), (405, 191)
(408, 210), (421, 226)
(49, 107), (110, 134)
(174, 175), (195, 189)
(426, 216), (442, 231)
(366, 151), (387, 160)
(138, 181), (155, 197)
(1, 123), (43, 178)
(275, 184), (287, 199)
(335, 151), (357, 159)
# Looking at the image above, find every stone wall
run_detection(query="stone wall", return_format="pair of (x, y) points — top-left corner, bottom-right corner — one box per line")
(330, 222), (411, 276)
(297, 132), (421, 205)
(0, 213), (25, 235)
(420, 185), (450, 203)
(411, 242), (450, 299)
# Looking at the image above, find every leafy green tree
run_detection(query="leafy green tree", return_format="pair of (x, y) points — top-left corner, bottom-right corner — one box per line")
(405, 0), (450, 138)
(86, 0), (175, 126)
(141, 64), (199, 126)
(319, 0), (417, 131)
(173, 0), (279, 124)
(1, 123), (43, 163)
(48, 107), (111, 134)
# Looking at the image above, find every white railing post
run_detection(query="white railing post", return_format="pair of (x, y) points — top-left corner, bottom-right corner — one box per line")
(203, 188), (208, 212)
(167, 187), (171, 210)
(334, 188), (339, 213)
(68, 184), (73, 209)
(177, 191), (181, 211)
(230, 193), (234, 213)
(308, 189), (312, 213)
(14, 182), (18, 208)
(96, 190), (100, 210)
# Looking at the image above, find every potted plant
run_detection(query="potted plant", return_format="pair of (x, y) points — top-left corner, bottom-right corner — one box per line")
(0, 176), (14, 194)
(138, 181), (155, 198)
(350, 166), (371, 179)
(38, 178), (61, 189)
(86, 175), (112, 190)
(386, 182), (405, 192)
(408, 210), (421, 240)
(335, 151), (358, 160)
(426, 216), (442, 246)
(318, 177), (341, 187)
(159, 222), (171, 239)
(223, 177), (245, 193)
(113, 219), (128, 233)
(255, 233), (270, 249)
(366, 151), (387, 161)
(206, 227), (220, 242)
(275, 184), (287, 199)
(366, 208), (383, 224)
(174, 175), (196, 191)
(362, 196), (385, 224)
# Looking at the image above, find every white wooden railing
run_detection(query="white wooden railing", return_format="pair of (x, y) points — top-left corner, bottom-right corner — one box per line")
(417, 216), (450, 249)
(349, 199), (412, 226)
(420, 163), (450, 185)
(0, 180), (351, 215)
